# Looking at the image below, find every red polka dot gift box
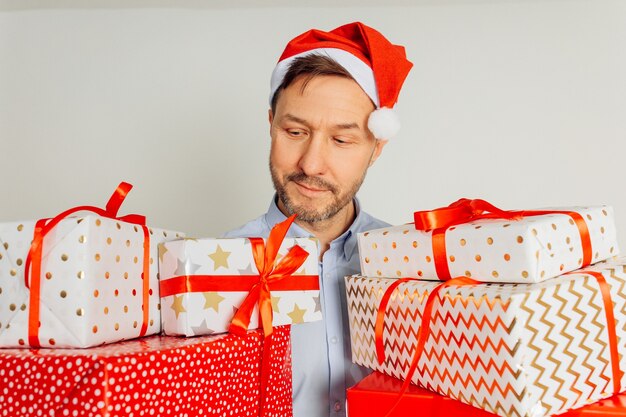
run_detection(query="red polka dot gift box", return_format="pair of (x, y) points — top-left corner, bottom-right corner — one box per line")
(158, 216), (321, 337)
(346, 256), (626, 417)
(0, 326), (292, 417)
(358, 200), (618, 283)
(0, 183), (184, 348)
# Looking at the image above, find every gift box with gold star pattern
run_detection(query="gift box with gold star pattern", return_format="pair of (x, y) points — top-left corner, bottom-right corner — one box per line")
(158, 237), (321, 336)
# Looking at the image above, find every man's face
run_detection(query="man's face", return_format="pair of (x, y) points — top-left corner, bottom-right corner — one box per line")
(269, 75), (385, 224)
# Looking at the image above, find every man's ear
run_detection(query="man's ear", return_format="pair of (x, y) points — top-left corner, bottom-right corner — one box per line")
(369, 139), (388, 167)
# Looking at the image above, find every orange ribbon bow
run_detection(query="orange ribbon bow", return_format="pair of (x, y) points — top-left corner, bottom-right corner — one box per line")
(413, 198), (522, 230)
(24, 182), (150, 347)
(227, 214), (311, 339)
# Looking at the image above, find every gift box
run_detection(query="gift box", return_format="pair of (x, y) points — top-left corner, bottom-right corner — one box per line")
(358, 200), (618, 283)
(0, 326), (293, 417)
(347, 371), (626, 417)
(159, 228), (321, 336)
(0, 183), (183, 348)
(346, 257), (626, 417)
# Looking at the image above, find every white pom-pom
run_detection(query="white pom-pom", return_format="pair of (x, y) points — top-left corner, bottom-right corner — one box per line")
(367, 107), (401, 140)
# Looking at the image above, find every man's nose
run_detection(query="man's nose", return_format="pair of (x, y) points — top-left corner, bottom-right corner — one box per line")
(297, 135), (328, 177)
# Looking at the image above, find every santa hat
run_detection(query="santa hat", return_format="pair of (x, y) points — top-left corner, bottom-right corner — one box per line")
(270, 22), (413, 140)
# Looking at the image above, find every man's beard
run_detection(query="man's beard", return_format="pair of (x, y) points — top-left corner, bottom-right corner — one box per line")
(270, 162), (366, 224)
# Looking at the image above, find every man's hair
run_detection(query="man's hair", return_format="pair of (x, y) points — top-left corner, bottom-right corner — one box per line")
(270, 54), (355, 113)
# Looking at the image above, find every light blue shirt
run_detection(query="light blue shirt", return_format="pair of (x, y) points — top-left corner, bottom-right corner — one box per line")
(223, 196), (389, 417)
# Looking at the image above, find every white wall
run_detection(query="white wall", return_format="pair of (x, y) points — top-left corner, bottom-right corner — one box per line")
(1, 0), (625, 251)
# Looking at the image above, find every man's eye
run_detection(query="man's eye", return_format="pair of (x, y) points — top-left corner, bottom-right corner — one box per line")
(286, 129), (305, 137)
(333, 137), (349, 145)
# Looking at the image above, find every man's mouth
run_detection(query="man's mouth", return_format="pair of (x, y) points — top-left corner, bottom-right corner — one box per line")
(292, 180), (329, 195)
(285, 172), (337, 196)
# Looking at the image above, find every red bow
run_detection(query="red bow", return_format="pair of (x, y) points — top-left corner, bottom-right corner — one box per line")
(227, 214), (311, 338)
(413, 198), (522, 230)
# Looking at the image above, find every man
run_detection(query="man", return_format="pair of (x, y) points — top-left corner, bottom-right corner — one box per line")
(225, 22), (412, 417)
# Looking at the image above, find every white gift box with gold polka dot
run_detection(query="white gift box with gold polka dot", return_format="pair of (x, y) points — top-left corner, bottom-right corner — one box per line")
(358, 206), (619, 283)
(159, 237), (321, 337)
(346, 257), (626, 417)
(0, 216), (183, 348)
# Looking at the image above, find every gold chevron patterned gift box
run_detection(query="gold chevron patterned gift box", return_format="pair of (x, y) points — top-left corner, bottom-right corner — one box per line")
(358, 204), (618, 283)
(158, 236), (321, 336)
(0, 194), (183, 348)
(346, 257), (626, 417)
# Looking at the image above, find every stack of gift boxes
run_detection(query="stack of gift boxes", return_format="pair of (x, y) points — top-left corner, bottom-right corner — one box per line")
(345, 200), (625, 417)
(0, 183), (321, 417)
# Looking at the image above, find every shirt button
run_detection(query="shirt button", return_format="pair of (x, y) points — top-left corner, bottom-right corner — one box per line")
(334, 401), (342, 412)
(330, 336), (338, 344)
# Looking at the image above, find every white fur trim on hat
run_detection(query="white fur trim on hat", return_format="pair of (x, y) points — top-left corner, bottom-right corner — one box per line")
(367, 107), (400, 140)
(270, 48), (379, 107)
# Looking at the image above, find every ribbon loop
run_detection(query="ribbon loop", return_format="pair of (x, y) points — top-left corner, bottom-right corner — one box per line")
(267, 244), (309, 280)
(229, 285), (262, 337)
(228, 214), (308, 337)
(263, 214), (296, 275)
(414, 198), (521, 231)
(105, 182), (133, 217)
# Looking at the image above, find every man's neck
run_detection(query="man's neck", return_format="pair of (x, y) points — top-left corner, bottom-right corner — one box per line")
(277, 200), (356, 258)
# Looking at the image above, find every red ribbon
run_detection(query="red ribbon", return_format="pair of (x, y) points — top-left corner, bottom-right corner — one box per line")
(24, 182), (150, 347)
(160, 274), (319, 296)
(375, 268), (623, 416)
(231, 214), (311, 416)
(375, 276), (479, 416)
(414, 198), (521, 230)
(573, 270), (623, 395)
(159, 214), (311, 416)
(374, 277), (479, 368)
(414, 198), (593, 280)
(220, 214), (312, 339)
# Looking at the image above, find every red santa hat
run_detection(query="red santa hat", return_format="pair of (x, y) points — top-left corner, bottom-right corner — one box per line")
(270, 22), (413, 140)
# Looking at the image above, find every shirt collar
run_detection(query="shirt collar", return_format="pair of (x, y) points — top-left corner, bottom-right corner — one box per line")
(264, 194), (365, 260)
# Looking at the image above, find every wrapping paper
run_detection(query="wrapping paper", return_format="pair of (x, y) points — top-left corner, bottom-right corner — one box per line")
(347, 371), (626, 417)
(346, 257), (626, 417)
(0, 326), (292, 417)
(358, 205), (618, 283)
(159, 237), (321, 336)
(0, 215), (182, 348)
